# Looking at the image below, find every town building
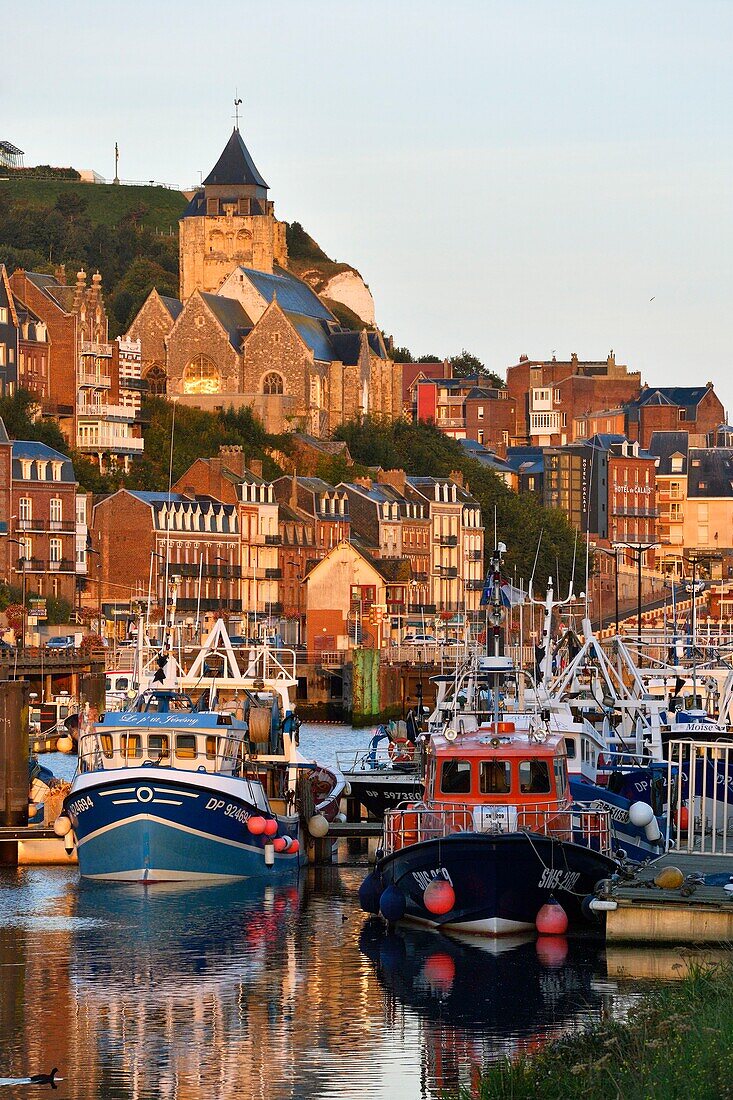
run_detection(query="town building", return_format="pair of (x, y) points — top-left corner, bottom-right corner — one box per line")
(624, 385), (725, 449)
(0, 266), (18, 396)
(9, 268), (144, 467)
(303, 540), (410, 657)
(9, 440), (81, 606)
(506, 352), (642, 447)
(413, 374), (517, 455)
(648, 431), (689, 575)
(91, 490), (240, 620)
(544, 440), (607, 537)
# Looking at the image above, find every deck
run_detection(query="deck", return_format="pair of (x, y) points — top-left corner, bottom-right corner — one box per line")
(606, 851), (733, 943)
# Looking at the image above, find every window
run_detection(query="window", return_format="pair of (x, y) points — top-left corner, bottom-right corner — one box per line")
(479, 760), (511, 794)
(120, 734), (142, 760)
(262, 372), (284, 395)
(554, 756), (567, 797)
(206, 735), (218, 759)
(175, 734), (197, 759)
(441, 759), (472, 794)
(678, 409), (686, 421)
(183, 356), (221, 395)
(18, 497), (32, 522)
(148, 734), (170, 759)
(477, 430), (484, 445)
(51, 462), (62, 481)
(99, 734), (114, 759)
(477, 406), (484, 420)
(50, 498), (62, 523)
(49, 538), (62, 562)
(564, 737), (577, 759)
(519, 760), (551, 793)
(0, 307), (7, 323)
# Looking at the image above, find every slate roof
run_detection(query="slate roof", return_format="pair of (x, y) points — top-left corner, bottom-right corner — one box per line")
(203, 128), (269, 189)
(329, 331), (363, 366)
(626, 386), (712, 420)
(288, 313), (334, 362)
(159, 294), (183, 320)
(0, 417), (9, 443)
(200, 293), (253, 349)
(241, 266), (334, 322)
(646, 431), (689, 475)
(687, 449), (733, 498)
(12, 441), (74, 481)
(24, 272), (76, 312)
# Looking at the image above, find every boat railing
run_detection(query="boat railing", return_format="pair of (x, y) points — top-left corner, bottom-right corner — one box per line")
(383, 800), (612, 857)
(336, 746), (415, 772)
(596, 748), (659, 771)
(666, 737), (733, 855)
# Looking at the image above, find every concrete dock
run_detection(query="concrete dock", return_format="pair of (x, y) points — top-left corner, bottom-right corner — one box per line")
(606, 851), (733, 943)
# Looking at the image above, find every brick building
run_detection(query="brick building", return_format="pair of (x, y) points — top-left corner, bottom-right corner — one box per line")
(9, 268), (144, 467)
(624, 385), (725, 449)
(506, 352), (642, 446)
(413, 375), (517, 456)
(0, 420), (11, 580)
(9, 440), (81, 606)
(90, 490), (240, 619)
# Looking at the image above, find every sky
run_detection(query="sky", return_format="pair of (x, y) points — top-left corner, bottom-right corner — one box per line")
(6, 0), (733, 413)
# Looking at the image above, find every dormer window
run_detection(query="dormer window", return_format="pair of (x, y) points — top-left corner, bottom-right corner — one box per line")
(206, 198), (219, 216)
(20, 460), (32, 480)
(51, 462), (63, 481)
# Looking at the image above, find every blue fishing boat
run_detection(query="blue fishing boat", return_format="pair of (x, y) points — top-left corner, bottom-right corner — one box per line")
(61, 688), (311, 881)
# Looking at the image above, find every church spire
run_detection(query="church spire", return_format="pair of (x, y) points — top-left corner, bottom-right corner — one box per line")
(203, 129), (268, 191)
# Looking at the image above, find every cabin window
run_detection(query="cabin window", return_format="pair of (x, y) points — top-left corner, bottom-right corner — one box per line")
(120, 734), (142, 760)
(99, 734), (114, 758)
(148, 734), (170, 759)
(206, 735), (218, 759)
(519, 760), (551, 794)
(105, 677), (111, 691)
(564, 737), (577, 759)
(554, 757), (567, 797)
(117, 678), (129, 691)
(440, 759), (472, 794)
(479, 760), (511, 794)
(175, 734), (197, 759)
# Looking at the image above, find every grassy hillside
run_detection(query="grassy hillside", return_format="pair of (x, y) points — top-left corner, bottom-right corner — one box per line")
(0, 177), (186, 231)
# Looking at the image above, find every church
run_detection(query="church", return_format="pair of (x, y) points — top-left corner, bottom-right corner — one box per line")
(128, 127), (402, 436)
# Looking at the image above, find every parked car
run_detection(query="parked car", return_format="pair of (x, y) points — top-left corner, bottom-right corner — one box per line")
(402, 633), (438, 646)
(46, 635), (76, 650)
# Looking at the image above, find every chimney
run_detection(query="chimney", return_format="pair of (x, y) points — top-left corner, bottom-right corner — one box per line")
(219, 445), (246, 477)
(354, 476), (373, 489)
(248, 458), (263, 478)
(290, 472), (298, 510)
(72, 268), (87, 312)
(449, 469), (464, 488)
(380, 469), (406, 493)
(54, 263), (66, 285)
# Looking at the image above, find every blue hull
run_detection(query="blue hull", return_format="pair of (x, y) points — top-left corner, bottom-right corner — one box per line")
(569, 777), (665, 862)
(64, 768), (305, 882)
(375, 832), (617, 934)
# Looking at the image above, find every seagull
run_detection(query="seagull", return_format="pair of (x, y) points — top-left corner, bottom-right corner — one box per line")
(649, 296), (655, 301)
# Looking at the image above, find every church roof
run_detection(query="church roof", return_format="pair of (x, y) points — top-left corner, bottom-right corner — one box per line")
(288, 313), (334, 363)
(242, 265), (334, 321)
(203, 128), (268, 189)
(200, 293), (253, 349)
(159, 294), (183, 320)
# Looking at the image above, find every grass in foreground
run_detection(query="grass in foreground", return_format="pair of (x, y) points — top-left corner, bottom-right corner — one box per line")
(458, 960), (733, 1100)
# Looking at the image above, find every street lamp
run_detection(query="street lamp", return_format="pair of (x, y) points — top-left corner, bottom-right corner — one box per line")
(595, 545), (620, 634)
(615, 542), (659, 646)
(8, 538), (27, 651)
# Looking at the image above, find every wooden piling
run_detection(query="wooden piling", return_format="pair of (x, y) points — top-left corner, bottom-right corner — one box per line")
(0, 680), (29, 866)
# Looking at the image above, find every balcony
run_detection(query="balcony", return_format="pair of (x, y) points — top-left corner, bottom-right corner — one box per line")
(264, 534), (282, 545)
(530, 411), (560, 434)
(435, 416), (466, 428)
(81, 341), (113, 358)
(439, 534), (458, 547)
(408, 603), (436, 614)
(167, 563), (241, 580)
(48, 558), (76, 572)
(438, 567), (458, 579)
(175, 598), (243, 613)
(467, 550), (483, 561)
(78, 402), (136, 422)
(17, 557), (74, 573)
(265, 568), (282, 580)
(78, 370), (112, 388)
(465, 579), (485, 591)
(411, 572), (429, 582)
(77, 428), (144, 453)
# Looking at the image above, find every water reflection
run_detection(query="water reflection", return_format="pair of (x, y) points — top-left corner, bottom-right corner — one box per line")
(0, 865), (624, 1100)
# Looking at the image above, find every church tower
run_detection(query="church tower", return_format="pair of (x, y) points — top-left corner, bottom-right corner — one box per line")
(178, 128), (288, 300)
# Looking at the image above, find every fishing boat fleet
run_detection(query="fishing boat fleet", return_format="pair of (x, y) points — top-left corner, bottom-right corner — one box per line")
(19, 535), (733, 941)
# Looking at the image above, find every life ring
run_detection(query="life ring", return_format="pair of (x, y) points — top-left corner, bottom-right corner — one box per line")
(388, 738), (414, 765)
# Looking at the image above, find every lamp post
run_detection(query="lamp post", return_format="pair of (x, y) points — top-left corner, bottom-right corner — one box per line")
(87, 547), (102, 637)
(8, 539), (27, 651)
(595, 544), (620, 634)
(616, 542), (659, 647)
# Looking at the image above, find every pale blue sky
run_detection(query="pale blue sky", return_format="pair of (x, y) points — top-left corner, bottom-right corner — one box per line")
(6, 1), (733, 412)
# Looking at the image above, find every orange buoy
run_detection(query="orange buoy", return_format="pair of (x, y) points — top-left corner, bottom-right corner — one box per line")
(247, 816), (266, 835)
(536, 896), (568, 935)
(273, 837), (288, 853)
(263, 818), (278, 837)
(675, 806), (690, 830)
(424, 879), (456, 915)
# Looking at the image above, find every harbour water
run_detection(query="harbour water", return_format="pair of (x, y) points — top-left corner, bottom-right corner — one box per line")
(0, 726), (699, 1099)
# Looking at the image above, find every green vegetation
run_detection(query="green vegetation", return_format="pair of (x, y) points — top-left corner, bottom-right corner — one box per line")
(285, 220), (359, 293)
(384, 344), (505, 387)
(334, 417), (585, 587)
(0, 178), (184, 334)
(0, 389), (69, 453)
(461, 960), (733, 1100)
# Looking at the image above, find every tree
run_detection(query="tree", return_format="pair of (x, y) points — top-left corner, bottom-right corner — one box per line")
(390, 346), (414, 363)
(0, 389), (69, 453)
(450, 349), (504, 388)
